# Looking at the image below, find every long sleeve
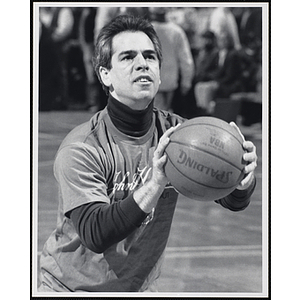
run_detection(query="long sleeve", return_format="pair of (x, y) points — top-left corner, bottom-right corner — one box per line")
(215, 176), (256, 211)
(69, 193), (148, 253)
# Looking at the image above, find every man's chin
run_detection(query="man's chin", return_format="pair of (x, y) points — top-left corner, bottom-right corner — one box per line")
(134, 91), (156, 103)
(111, 90), (157, 109)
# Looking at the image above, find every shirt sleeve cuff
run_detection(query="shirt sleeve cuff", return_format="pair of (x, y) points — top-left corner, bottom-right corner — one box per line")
(215, 176), (257, 211)
(231, 175), (257, 200)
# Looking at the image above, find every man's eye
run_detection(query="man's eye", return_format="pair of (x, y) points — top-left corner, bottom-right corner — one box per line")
(122, 56), (133, 61)
(146, 54), (156, 60)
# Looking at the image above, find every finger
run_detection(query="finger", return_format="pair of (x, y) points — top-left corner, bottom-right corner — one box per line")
(244, 161), (257, 174)
(243, 140), (256, 152)
(243, 151), (257, 163)
(229, 122), (245, 142)
(164, 123), (181, 139)
(154, 137), (169, 159)
(239, 171), (254, 188)
(242, 141), (257, 173)
(155, 124), (181, 158)
(156, 153), (168, 168)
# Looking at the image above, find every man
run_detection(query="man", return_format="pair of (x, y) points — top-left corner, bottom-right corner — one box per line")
(38, 15), (257, 293)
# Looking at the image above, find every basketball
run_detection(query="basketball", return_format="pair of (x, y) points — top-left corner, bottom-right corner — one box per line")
(165, 117), (246, 201)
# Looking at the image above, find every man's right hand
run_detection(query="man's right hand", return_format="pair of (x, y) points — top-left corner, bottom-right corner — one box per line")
(133, 124), (181, 213)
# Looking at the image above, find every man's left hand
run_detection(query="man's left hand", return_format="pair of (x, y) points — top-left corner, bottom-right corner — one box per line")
(229, 122), (258, 190)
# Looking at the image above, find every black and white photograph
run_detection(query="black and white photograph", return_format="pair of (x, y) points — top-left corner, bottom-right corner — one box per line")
(31, 1), (270, 297)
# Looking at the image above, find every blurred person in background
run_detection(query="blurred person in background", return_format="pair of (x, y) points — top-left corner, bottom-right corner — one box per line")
(149, 7), (194, 112)
(212, 30), (244, 100)
(233, 7), (262, 60)
(64, 7), (89, 109)
(235, 7), (262, 93)
(194, 29), (244, 114)
(77, 7), (99, 111)
(39, 7), (74, 111)
(193, 30), (219, 114)
(194, 30), (219, 83)
(208, 7), (242, 51)
(227, 7), (263, 126)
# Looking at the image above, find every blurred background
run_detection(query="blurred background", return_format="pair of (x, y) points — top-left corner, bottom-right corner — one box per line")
(39, 5), (262, 127)
(36, 5), (266, 295)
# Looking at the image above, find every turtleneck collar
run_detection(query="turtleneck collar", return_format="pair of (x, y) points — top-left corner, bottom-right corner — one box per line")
(107, 94), (154, 137)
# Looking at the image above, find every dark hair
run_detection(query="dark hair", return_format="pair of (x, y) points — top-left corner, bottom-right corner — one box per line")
(92, 14), (162, 94)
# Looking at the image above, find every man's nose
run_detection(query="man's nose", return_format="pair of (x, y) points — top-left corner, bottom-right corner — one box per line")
(135, 54), (149, 70)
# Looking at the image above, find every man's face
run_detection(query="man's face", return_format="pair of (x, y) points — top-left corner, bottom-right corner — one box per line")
(100, 31), (161, 110)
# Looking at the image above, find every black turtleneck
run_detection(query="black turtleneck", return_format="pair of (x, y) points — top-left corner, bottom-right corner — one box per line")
(107, 94), (154, 137)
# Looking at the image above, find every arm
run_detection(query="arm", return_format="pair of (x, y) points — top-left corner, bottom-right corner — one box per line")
(215, 174), (256, 211)
(69, 194), (147, 253)
(68, 125), (180, 253)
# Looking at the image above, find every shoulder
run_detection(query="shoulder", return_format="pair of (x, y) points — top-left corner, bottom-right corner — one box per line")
(55, 110), (110, 163)
(58, 110), (105, 149)
(157, 21), (186, 37)
(154, 108), (186, 134)
(167, 22), (188, 40)
(165, 21), (184, 31)
(54, 138), (109, 184)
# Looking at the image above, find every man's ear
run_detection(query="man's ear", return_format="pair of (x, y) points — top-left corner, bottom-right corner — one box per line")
(99, 66), (111, 87)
